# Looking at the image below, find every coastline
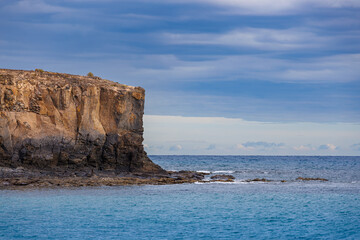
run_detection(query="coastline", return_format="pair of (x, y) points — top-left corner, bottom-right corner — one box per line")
(0, 167), (219, 189)
(0, 176), (200, 190)
(0, 164), (332, 190)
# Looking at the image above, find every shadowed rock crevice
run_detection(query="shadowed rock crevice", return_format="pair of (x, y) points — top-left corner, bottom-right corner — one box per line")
(0, 69), (164, 174)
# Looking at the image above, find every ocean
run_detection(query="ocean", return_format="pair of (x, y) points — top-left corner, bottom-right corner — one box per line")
(1, 156), (359, 239)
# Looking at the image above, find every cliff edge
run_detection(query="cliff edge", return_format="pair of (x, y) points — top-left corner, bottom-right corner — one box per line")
(0, 69), (164, 174)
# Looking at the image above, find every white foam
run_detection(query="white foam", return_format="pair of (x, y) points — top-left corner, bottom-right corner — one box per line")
(213, 170), (235, 174)
(194, 180), (251, 185)
(194, 181), (208, 184)
(196, 170), (211, 174)
(211, 181), (250, 185)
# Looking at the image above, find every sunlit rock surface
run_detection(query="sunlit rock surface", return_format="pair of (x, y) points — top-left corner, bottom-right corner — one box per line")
(0, 69), (164, 173)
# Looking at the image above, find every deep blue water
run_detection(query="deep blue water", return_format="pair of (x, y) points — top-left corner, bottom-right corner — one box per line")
(1, 156), (359, 239)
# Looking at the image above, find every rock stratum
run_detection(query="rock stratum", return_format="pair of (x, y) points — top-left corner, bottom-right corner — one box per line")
(0, 69), (164, 174)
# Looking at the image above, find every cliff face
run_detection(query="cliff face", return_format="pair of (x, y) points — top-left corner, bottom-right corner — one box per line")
(0, 69), (164, 173)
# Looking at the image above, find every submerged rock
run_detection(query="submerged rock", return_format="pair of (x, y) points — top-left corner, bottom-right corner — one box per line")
(245, 178), (272, 182)
(169, 170), (209, 180)
(296, 177), (328, 181)
(0, 69), (164, 174)
(210, 174), (235, 181)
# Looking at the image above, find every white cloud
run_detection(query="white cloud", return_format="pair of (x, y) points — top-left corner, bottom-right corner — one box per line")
(143, 115), (360, 155)
(237, 141), (284, 151)
(206, 144), (216, 150)
(164, 28), (327, 51)
(293, 144), (316, 151)
(116, 53), (360, 84)
(3, 43), (358, 85)
(149, 0), (360, 15)
(62, 0), (360, 15)
(278, 54), (360, 83)
(351, 143), (360, 151)
(243, 141), (284, 148)
(236, 144), (255, 151)
(5, 0), (73, 14)
(305, 17), (360, 28)
(169, 144), (183, 151)
(318, 143), (338, 151)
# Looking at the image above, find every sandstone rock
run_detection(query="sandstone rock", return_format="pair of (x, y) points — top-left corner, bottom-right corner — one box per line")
(0, 69), (164, 174)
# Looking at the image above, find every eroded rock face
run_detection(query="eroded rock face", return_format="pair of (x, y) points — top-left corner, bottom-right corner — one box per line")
(0, 69), (164, 173)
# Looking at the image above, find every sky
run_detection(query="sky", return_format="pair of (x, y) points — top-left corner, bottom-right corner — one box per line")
(1, 0), (359, 155)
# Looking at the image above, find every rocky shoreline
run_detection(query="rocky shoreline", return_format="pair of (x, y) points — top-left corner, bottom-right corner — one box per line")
(0, 167), (235, 189)
(0, 167), (330, 190)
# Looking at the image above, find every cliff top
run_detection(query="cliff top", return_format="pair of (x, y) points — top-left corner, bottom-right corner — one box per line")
(0, 68), (140, 92)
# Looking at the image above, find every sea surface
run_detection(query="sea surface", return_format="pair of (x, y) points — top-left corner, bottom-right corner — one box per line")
(1, 155), (359, 239)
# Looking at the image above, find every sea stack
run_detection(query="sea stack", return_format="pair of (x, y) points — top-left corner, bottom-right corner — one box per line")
(0, 69), (164, 174)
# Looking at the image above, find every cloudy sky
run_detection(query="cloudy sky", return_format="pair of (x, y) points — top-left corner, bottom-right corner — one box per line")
(1, 0), (359, 155)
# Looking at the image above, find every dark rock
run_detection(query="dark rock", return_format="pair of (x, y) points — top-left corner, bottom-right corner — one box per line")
(210, 174), (235, 180)
(245, 178), (272, 182)
(296, 177), (328, 181)
(169, 171), (208, 180)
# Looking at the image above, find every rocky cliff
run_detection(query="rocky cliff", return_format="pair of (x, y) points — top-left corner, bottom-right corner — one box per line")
(0, 69), (164, 174)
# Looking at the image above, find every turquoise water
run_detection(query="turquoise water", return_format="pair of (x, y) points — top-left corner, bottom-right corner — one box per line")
(1, 156), (360, 239)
